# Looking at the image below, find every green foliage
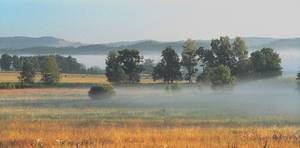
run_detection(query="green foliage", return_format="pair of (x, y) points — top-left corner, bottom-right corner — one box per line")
(105, 51), (129, 83)
(211, 36), (237, 70)
(1, 54), (94, 74)
(208, 65), (235, 88)
(106, 49), (143, 84)
(12, 55), (22, 71)
(88, 83), (116, 99)
(0, 82), (16, 89)
(250, 48), (282, 77)
(181, 39), (198, 83)
(232, 37), (248, 60)
(234, 59), (253, 78)
(19, 60), (36, 83)
(0, 54), (12, 71)
(86, 66), (105, 74)
(152, 46), (182, 83)
(41, 56), (60, 84)
(118, 49), (144, 83)
(142, 59), (155, 74)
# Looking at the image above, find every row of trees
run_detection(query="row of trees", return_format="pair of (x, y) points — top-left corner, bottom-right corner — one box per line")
(106, 36), (282, 87)
(0, 54), (104, 74)
(19, 56), (60, 84)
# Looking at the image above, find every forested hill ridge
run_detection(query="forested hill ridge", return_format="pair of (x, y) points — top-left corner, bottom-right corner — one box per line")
(0, 36), (82, 49)
(0, 37), (299, 55)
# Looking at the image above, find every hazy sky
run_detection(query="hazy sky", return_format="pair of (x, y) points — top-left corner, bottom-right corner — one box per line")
(1, 0), (300, 43)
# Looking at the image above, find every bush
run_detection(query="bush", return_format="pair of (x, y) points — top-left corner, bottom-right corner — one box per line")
(209, 65), (235, 88)
(0, 83), (16, 89)
(88, 84), (115, 99)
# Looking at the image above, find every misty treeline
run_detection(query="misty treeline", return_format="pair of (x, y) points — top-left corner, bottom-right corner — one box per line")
(106, 36), (283, 86)
(0, 54), (104, 74)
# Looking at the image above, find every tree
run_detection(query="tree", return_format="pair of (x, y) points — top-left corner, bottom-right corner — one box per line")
(0, 54), (12, 71)
(250, 48), (282, 76)
(143, 59), (155, 74)
(211, 36), (237, 70)
(12, 55), (23, 71)
(234, 59), (253, 78)
(118, 49), (144, 83)
(40, 56), (60, 84)
(19, 60), (36, 83)
(152, 46), (182, 83)
(105, 51), (128, 83)
(232, 37), (248, 61)
(208, 65), (235, 88)
(297, 71), (300, 80)
(181, 39), (198, 83)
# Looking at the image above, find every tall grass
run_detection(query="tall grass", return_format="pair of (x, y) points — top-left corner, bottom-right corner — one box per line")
(0, 120), (299, 148)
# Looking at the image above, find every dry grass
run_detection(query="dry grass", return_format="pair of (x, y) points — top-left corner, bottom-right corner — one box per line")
(0, 72), (158, 84)
(0, 88), (88, 99)
(0, 120), (299, 148)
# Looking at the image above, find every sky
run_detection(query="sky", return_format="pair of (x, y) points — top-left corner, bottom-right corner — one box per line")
(0, 0), (300, 43)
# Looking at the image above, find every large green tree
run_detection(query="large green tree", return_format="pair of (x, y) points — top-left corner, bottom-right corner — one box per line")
(152, 46), (182, 83)
(19, 60), (36, 83)
(118, 49), (144, 83)
(209, 65), (235, 88)
(0, 54), (12, 71)
(250, 48), (282, 76)
(211, 36), (237, 70)
(181, 39), (198, 83)
(105, 51), (128, 83)
(40, 56), (60, 84)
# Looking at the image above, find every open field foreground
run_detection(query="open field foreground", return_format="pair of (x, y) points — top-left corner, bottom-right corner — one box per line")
(0, 121), (299, 148)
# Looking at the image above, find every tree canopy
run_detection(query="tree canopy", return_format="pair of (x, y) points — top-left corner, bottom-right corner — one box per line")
(105, 49), (143, 83)
(40, 56), (60, 84)
(19, 60), (36, 84)
(250, 48), (282, 77)
(181, 39), (198, 83)
(208, 65), (235, 88)
(153, 46), (182, 83)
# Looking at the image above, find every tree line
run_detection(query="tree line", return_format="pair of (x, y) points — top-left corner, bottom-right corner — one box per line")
(0, 54), (104, 74)
(106, 36), (282, 87)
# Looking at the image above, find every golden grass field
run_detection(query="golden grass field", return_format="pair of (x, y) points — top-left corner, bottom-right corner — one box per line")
(0, 120), (299, 148)
(0, 72), (157, 84)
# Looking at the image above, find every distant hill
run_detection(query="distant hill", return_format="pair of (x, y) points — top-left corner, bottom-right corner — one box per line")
(0, 37), (299, 55)
(0, 36), (82, 49)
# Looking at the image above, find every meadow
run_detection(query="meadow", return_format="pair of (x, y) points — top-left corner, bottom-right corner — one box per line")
(0, 72), (299, 147)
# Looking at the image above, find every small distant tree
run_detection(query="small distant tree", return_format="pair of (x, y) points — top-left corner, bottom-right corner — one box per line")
(143, 59), (155, 74)
(297, 71), (300, 80)
(40, 56), (60, 84)
(19, 60), (36, 83)
(0, 54), (12, 71)
(153, 46), (182, 83)
(105, 51), (128, 83)
(12, 55), (23, 71)
(250, 48), (282, 77)
(181, 39), (198, 83)
(209, 65), (235, 88)
(118, 49), (144, 83)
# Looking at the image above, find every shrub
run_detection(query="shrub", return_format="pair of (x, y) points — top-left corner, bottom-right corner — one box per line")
(88, 84), (115, 99)
(0, 83), (16, 89)
(209, 65), (235, 88)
